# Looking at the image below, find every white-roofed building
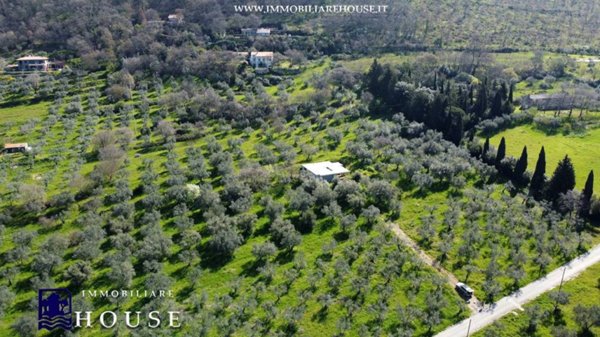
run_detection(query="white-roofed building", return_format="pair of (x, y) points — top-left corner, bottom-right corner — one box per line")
(256, 28), (271, 36)
(3, 143), (32, 154)
(301, 161), (349, 182)
(17, 55), (49, 71)
(168, 13), (184, 24)
(242, 28), (272, 36)
(249, 51), (274, 68)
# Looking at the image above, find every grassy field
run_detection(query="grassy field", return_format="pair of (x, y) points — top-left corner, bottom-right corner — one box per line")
(490, 124), (600, 194)
(0, 101), (49, 125)
(474, 261), (600, 337)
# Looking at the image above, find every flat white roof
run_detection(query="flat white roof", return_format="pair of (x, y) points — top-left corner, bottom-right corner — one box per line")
(301, 161), (349, 176)
(17, 55), (48, 61)
(4, 143), (29, 148)
(250, 51), (274, 58)
(256, 28), (271, 33)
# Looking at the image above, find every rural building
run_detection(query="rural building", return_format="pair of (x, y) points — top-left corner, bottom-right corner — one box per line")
(256, 28), (271, 36)
(242, 28), (272, 36)
(520, 94), (571, 110)
(168, 13), (184, 24)
(249, 52), (274, 68)
(3, 143), (32, 154)
(17, 55), (49, 71)
(521, 93), (600, 111)
(301, 161), (349, 182)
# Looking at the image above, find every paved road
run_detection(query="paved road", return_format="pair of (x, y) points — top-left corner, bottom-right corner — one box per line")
(387, 223), (481, 312)
(434, 244), (600, 337)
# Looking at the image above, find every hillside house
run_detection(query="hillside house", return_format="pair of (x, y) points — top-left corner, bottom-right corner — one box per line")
(168, 13), (184, 25)
(3, 143), (31, 154)
(249, 52), (274, 68)
(17, 55), (49, 71)
(256, 28), (271, 36)
(301, 161), (349, 182)
(242, 28), (271, 36)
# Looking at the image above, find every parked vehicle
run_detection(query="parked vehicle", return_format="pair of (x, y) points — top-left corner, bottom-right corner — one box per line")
(455, 282), (474, 300)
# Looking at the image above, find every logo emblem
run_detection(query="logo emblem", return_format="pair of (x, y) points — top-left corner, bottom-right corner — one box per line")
(38, 289), (73, 331)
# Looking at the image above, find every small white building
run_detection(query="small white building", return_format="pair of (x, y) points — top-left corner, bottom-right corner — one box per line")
(168, 13), (184, 25)
(249, 52), (274, 68)
(256, 28), (271, 36)
(242, 28), (271, 36)
(3, 143), (32, 154)
(301, 161), (349, 182)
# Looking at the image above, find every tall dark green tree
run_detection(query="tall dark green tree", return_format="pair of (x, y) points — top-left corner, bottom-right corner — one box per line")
(445, 107), (464, 146)
(513, 146), (528, 183)
(546, 155), (576, 202)
(482, 137), (490, 160)
(490, 90), (504, 117)
(495, 137), (506, 166)
(580, 170), (594, 217)
(529, 147), (547, 200)
(473, 83), (488, 119)
(367, 59), (383, 94)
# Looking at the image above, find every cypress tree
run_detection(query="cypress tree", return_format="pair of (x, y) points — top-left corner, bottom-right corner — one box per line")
(490, 90), (504, 117)
(495, 137), (506, 166)
(513, 146), (528, 183)
(580, 170), (594, 217)
(447, 108), (464, 146)
(367, 59), (383, 93)
(508, 84), (514, 103)
(546, 155), (576, 201)
(500, 82), (509, 100)
(474, 84), (488, 118)
(529, 147), (546, 200)
(482, 137), (490, 160)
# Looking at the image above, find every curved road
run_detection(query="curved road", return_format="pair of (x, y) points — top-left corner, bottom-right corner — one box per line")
(434, 244), (600, 337)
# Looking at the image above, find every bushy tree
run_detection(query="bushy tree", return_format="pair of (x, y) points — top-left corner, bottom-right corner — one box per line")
(546, 155), (576, 202)
(270, 218), (302, 252)
(573, 305), (600, 333)
(11, 315), (36, 337)
(64, 261), (93, 286)
(107, 260), (135, 288)
(0, 286), (15, 318)
(207, 218), (243, 257)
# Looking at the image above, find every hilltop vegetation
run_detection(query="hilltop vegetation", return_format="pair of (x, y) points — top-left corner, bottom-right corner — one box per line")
(2, 0), (600, 68)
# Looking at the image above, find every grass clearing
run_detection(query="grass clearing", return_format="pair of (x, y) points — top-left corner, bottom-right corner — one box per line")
(490, 124), (600, 194)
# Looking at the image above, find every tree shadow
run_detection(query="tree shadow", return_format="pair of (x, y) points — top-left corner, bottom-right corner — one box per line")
(311, 306), (328, 322)
(273, 249), (296, 264)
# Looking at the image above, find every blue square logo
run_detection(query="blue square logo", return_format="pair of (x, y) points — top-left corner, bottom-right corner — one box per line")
(38, 288), (73, 331)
